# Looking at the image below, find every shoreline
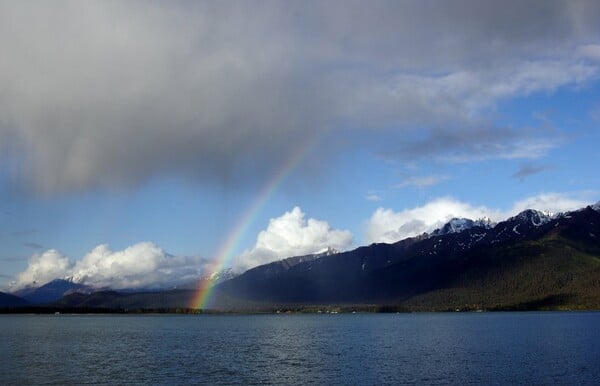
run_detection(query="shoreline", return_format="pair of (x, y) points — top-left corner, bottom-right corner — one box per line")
(2, 305), (598, 315)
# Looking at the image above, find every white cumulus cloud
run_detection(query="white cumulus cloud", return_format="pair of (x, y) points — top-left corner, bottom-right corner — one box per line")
(232, 207), (353, 271)
(71, 242), (204, 290)
(9, 242), (206, 291)
(11, 250), (72, 290)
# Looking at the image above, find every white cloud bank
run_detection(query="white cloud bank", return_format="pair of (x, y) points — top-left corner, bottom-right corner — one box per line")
(365, 193), (594, 244)
(10, 242), (206, 291)
(232, 207), (353, 271)
(9, 208), (353, 290)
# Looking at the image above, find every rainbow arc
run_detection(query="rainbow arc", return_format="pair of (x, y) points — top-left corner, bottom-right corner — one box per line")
(189, 137), (318, 309)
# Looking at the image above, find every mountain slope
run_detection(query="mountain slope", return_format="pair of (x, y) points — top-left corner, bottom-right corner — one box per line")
(53, 288), (261, 311)
(404, 236), (600, 310)
(14, 279), (92, 304)
(0, 292), (31, 308)
(54, 290), (195, 309)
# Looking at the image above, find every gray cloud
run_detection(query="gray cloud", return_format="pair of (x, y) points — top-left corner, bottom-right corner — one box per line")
(395, 175), (449, 189)
(1, 1), (599, 194)
(387, 125), (559, 163)
(1, 255), (28, 262)
(10, 230), (40, 237)
(513, 163), (555, 181)
(21, 242), (44, 250)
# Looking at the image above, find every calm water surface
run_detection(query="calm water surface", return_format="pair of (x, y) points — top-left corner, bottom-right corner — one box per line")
(1, 312), (598, 385)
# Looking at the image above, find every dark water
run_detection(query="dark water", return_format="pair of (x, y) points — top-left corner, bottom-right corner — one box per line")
(1, 312), (598, 385)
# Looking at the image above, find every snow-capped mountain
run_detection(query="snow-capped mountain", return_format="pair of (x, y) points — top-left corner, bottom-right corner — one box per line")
(509, 209), (553, 227)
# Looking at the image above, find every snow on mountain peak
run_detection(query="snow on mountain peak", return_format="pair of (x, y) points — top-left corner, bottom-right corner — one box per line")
(512, 209), (552, 227)
(433, 218), (471, 235)
(208, 268), (237, 284)
(592, 201), (600, 212)
(315, 247), (340, 256)
(432, 217), (493, 236)
(474, 217), (495, 229)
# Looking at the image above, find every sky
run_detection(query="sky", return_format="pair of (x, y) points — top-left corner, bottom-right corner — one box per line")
(1, 1), (600, 291)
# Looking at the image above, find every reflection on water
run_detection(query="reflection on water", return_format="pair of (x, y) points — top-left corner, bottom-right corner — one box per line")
(1, 312), (598, 385)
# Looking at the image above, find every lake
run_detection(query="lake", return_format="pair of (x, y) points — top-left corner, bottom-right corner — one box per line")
(1, 312), (598, 385)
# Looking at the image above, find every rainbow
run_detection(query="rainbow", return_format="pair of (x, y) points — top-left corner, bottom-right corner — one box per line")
(189, 137), (318, 309)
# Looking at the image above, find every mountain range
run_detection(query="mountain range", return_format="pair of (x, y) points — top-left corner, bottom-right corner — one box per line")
(215, 205), (599, 310)
(2, 203), (599, 311)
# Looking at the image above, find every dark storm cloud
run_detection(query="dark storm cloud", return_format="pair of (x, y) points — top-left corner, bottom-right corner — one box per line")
(0, 1), (599, 194)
